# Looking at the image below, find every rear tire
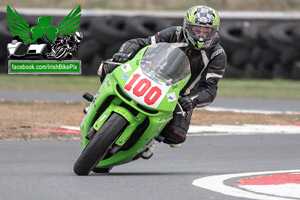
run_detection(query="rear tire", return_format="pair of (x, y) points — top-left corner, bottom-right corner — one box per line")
(73, 113), (127, 176)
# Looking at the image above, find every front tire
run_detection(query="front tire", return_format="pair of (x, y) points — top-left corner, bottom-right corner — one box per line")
(73, 113), (127, 176)
(92, 167), (112, 173)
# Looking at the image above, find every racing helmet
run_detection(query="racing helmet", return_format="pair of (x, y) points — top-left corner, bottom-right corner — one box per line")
(183, 6), (220, 50)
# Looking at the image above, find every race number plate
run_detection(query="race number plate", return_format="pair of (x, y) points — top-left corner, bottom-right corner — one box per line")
(123, 67), (171, 109)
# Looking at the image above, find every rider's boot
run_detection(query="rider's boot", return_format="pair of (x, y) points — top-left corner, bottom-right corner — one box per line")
(169, 143), (182, 148)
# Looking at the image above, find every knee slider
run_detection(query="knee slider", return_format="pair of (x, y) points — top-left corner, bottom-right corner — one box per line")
(162, 126), (186, 144)
(172, 128), (186, 143)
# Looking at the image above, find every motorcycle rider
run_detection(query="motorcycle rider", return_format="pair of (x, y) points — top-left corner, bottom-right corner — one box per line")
(99, 6), (227, 158)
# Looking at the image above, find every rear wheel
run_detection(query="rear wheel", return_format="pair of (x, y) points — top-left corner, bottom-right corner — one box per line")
(73, 113), (127, 176)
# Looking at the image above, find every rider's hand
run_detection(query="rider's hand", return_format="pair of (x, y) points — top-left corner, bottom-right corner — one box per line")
(178, 96), (196, 112)
(112, 52), (130, 63)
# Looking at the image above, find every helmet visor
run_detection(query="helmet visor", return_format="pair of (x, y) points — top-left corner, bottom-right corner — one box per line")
(186, 23), (218, 41)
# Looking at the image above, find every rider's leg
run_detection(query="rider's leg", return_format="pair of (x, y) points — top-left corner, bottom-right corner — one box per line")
(142, 105), (192, 159)
(160, 105), (193, 146)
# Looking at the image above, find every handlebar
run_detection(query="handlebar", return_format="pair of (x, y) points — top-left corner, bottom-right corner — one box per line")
(101, 61), (122, 66)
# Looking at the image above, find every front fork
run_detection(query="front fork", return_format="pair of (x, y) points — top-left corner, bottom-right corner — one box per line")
(83, 98), (146, 149)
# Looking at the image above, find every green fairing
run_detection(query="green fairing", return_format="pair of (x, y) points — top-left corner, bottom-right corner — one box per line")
(80, 45), (191, 168)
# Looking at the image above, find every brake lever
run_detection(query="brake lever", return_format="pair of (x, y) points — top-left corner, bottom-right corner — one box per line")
(177, 102), (187, 117)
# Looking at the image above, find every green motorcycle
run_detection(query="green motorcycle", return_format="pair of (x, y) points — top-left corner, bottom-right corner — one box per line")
(73, 43), (191, 175)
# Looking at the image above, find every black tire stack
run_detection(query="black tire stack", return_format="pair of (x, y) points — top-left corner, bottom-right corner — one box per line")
(75, 15), (181, 75)
(220, 19), (300, 80)
(1, 10), (299, 79)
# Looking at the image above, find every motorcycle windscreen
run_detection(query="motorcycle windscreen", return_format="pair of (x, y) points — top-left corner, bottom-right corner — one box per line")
(140, 43), (191, 86)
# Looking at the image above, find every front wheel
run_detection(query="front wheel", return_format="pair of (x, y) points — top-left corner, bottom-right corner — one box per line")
(92, 167), (112, 173)
(73, 113), (127, 176)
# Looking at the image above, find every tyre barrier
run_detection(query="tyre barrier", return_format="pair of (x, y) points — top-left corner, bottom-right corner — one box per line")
(125, 16), (181, 38)
(219, 21), (249, 57)
(219, 20), (300, 79)
(90, 15), (131, 45)
(0, 12), (299, 79)
(0, 20), (14, 73)
(0, 11), (6, 22)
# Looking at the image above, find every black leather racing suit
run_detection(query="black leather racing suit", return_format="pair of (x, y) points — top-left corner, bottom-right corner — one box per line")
(117, 26), (227, 107)
(115, 26), (227, 144)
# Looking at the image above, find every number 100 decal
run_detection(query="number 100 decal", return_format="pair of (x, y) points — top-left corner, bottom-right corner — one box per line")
(123, 69), (171, 109)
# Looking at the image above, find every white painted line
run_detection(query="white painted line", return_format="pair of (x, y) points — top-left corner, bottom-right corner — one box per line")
(61, 124), (300, 136)
(60, 126), (80, 131)
(201, 107), (300, 115)
(188, 124), (300, 135)
(192, 169), (300, 200)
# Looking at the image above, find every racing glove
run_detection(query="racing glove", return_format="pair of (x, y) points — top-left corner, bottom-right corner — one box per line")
(112, 52), (131, 63)
(178, 96), (197, 112)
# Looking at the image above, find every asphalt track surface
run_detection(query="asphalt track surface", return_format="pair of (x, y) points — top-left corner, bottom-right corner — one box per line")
(1, 134), (300, 200)
(1, 90), (300, 112)
(1, 91), (300, 199)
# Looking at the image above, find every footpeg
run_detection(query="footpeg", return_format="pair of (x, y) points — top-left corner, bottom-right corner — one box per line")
(83, 92), (94, 102)
(155, 135), (164, 142)
(141, 148), (153, 159)
(85, 128), (96, 140)
(83, 107), (89, 114)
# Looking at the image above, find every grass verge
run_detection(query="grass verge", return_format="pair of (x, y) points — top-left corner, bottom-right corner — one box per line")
(1, 74), (300, 99)
(218, 79), (300, 99)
